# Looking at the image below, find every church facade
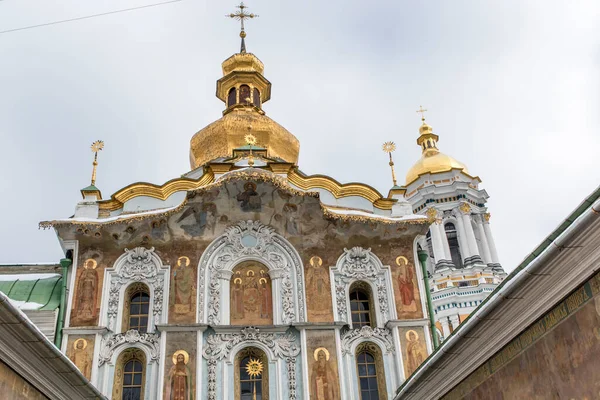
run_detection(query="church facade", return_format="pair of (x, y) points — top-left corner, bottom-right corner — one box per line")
(40, 31), (440, 400)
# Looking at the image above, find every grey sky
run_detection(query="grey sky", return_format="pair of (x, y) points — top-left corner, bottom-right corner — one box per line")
(0, 1), (598, 272)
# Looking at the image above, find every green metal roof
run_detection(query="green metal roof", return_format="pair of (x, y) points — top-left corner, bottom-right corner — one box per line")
(0, 275), (62, 310)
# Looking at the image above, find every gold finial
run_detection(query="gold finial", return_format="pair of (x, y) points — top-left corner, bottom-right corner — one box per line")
(227, 2), (258, 53)
(382, 141), (398, 186)
(416, 105), (428, 122)
(245, 129), (256, 167)
(90, 140), (104, 186)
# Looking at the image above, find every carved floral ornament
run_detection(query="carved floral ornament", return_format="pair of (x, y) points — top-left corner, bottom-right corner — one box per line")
(333, 247), (392, 323)
(98, 329), (160, 367)
(198, 220), (306, 325)
(202, 327), (300, 400)
(341, 326), (395, 356)
(106, 247), (167, 332)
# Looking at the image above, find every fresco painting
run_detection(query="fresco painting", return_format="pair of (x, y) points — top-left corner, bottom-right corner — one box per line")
(393, 256), (423, 319)
(70, 256), (105, 326)
(399, 327), (427, 378)
(67, 335), (95, 380)
(230, 262), (273, 325)
(169, 255), (197, 323)
(306, 330), (340, 400)
(306, 256), (333, 322)
(163, 333), (195, 400)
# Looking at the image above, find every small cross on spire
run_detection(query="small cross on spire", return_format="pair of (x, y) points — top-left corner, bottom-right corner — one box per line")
(227, 2), (258, 53)
(416, 105), (428, 122)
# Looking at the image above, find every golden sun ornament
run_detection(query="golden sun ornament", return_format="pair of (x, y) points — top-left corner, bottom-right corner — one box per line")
(245, 133), (257, 146)
(382, 141), (396, 153)
(91, 140), (104, 153)
(245, 358), (264, 378)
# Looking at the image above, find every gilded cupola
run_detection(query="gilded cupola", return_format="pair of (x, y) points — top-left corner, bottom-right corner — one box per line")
(405, 114), (469, 185)
(189, 3), (300, 169)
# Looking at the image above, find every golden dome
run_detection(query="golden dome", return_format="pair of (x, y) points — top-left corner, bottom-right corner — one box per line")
(405, 151), (469, 185)
(189, 108), (300, 169)
(405, 121), (468, 185)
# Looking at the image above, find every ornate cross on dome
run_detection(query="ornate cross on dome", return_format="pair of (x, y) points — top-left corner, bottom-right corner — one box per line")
(416, 105), (428, 122)
(227, 2), (258, 53)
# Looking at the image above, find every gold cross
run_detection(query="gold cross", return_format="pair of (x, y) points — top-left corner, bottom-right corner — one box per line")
(416, 105), (428, 122)
(227, 2), (258, 37)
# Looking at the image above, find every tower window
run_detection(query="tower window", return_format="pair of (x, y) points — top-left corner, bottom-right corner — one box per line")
(445, 223), (463, 268)
(239, 85), (251, 104)
(253, 88), (261, 107)
(227, 87), (237, 107)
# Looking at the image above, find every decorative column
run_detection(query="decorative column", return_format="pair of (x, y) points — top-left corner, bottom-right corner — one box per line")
(438, 221), (453, 264)
(219, 270), (234, 325)
(426, 208), (452, 268)
(440, 318), (451, 338)
(453, 211), (472, 262)
(449, 315), (460, 331)
(458, 203), (483, 266)
(474, 215), (492, 265)
(483, 213), (501, 267)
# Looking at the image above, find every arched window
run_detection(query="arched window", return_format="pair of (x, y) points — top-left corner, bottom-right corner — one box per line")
(122, 283), (150, 333)
(445, 223), (463, 268)
(227, 87), (237, 107)
(231, 261), (272, 326)
(252, 88), (261, 108)
(235, 347), (269, 400)
(239, 85), (251, 104)
(355, 342), (386, 400)
(349, 282), (375, 329)
(112, 348), (146, 400)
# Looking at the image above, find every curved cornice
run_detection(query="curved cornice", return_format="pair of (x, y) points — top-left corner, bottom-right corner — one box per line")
(98, 171), (215, 212)
(94, 166), (396, 214)
(287, 169), (395, 210)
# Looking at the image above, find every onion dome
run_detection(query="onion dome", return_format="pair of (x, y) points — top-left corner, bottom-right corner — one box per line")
(405, 120), (468, 185)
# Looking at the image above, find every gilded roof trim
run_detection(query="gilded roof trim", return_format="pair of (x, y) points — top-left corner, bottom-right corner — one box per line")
(405, 167), (482, 188)
(97, 171), (215, 212)
(287, 169), (396, 210)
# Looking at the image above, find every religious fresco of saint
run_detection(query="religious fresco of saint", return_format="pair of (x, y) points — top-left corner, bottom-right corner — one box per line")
(70, 257), (103, 326)
(163, 333), (195, 400)
(230, 262), (273, 325)
(305, 256), (334, 323)
(169, 256), (197, 323)
(306, 330), (340, 400)
(399, 327), (427, 378)
(447, 273), (600, 400)
(67, 335), (95, 380)
(393, 256), (424, 320)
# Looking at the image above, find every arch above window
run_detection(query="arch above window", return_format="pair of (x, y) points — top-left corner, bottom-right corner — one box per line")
(235, 347), (269, 400)
(227, 87), (237, 107)
(355, 342), (387, 400)
(112, 348), (146, 400)
(252, 88), (261, 108)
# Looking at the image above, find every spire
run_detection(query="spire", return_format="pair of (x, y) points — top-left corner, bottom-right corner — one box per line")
(80, 140), (104, 200)
(90, 140), (104, 186)
(415, 105), (439, 154)
(382, 141), (398, 186)
(227, 2), (258, 54)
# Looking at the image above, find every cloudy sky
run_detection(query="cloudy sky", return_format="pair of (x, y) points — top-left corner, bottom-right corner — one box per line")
(0, 0), (598, 272)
